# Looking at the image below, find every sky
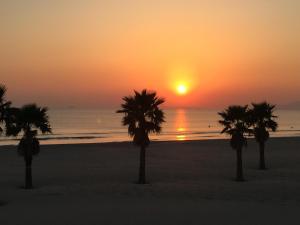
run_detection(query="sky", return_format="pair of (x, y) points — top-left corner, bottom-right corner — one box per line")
(1, 0), (299, 109)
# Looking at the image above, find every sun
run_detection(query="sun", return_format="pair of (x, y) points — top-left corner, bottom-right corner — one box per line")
(176, 84), (188, 95)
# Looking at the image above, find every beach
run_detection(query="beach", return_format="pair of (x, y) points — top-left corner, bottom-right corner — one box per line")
(1, 137), (300, 225)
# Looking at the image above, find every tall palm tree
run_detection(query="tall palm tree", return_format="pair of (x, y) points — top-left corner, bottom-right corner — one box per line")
(219, 105), (251, 181)
(9, 104), (51, 189)
(117, 89), (165, 184)
(0, 84), (12, 135)
(249, 102), (278, 170)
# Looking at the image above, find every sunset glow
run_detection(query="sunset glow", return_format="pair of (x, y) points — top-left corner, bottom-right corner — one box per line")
(0, 1), (299, 108)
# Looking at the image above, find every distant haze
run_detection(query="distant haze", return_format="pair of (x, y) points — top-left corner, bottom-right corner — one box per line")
(280, 101), (300, 110)
(1, 1), (299, 109)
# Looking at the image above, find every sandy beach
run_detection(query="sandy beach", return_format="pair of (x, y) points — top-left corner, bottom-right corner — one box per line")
(1, 137), (300, 225)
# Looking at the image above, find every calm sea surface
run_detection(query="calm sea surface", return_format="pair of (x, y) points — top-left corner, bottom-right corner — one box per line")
(0, 109), (300, 145)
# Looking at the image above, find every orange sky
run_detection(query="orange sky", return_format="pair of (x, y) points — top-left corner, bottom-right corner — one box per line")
(1, 1), (299, 108)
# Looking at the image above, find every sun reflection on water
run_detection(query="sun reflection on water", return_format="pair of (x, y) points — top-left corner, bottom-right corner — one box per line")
(176, 134), (186, 141)
(175, 109), (188, 141)
(176, 127), (186, 132)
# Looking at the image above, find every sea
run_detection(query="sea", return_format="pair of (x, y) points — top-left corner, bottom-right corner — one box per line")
(0, 109), (300, 146)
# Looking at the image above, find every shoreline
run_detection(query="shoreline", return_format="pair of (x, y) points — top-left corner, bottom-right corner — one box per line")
(1, 135), (300, 148)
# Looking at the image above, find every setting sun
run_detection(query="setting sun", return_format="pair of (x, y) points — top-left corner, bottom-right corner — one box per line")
(177, 84), (188, 95)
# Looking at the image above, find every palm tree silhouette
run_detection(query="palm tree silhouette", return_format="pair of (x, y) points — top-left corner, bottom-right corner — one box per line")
(0, 84), (12, 135)
(249, 102), (278, 170)
(10, 104), (51, 189)
(219, 105), (250, 181)
(117, 89), (165, 184)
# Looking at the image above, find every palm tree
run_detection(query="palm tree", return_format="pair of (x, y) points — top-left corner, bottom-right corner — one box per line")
(0, 84), (12, 135)
(10, 104), (51, 189)
(219, 105), (251, 181)
(117, 89), (165, 184)
(249, 102), (278, 170)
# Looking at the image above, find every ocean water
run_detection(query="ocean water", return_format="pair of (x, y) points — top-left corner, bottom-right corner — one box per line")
(0, 109), (300, 145)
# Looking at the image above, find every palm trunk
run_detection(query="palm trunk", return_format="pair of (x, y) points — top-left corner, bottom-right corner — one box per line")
(236, 147), (244, 181)
(138, 145), (146, 184)
(25, 156), (33, 189)
(259, 142), (266, 170)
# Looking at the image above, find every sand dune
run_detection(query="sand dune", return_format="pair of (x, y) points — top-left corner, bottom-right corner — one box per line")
(1, 137), (300, 225)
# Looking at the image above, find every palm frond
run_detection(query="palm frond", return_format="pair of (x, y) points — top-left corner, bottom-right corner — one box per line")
(218, 105), (250, 149)
(0, 84), (14, 136)
(10, 104), (51, 137)
(249, 102), (278, 142)
(0, 84), (7, 102)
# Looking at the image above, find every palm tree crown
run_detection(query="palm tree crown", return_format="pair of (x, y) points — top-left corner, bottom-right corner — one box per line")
(117, 89), (165, 146)
(249, 102), (278, 143)
(0, 84), (11, 135)
(15, 104), (51, 135)
(11, 104), (51, 156)
(219, 105), (250, 149)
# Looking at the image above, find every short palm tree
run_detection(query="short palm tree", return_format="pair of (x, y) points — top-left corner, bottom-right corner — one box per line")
(10, 104), (51, 189)
(117, 89), (165, 184)
(249, 102), (278, 170)
(219, 105), (251, 181)
(0, 84), (12, 135)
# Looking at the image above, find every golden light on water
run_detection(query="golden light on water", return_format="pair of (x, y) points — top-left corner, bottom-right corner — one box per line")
(176, 127), (186, 132)
(176, 135), (186, 141)
(175, 109), (188, 141)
